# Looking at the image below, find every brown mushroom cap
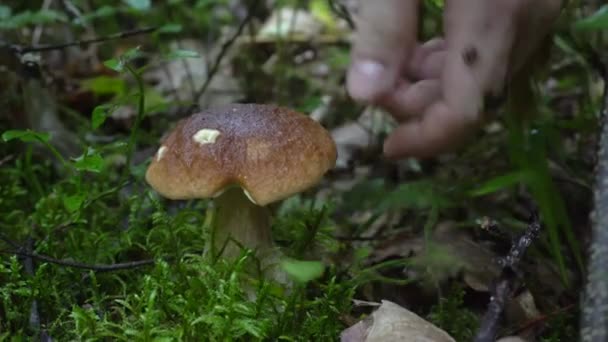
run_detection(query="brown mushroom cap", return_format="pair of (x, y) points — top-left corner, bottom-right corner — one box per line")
(145, 103), (337, 206)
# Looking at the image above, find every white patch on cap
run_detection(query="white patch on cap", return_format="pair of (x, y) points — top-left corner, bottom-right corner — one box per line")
(193, 129), (221, 145)
(156, 146), (167, 161)
(243, 189), (257, 205)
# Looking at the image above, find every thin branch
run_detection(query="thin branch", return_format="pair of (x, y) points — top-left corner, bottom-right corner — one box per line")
(165, 7), (196, 100)
(498, 213), (541, 269)
(190, 0), (260, 109)
(2, 27), (158, 55)
(32, 0), (53, 46)
(474, 213), (542, 342)
(23, 239), (41, 333)
(328, 0), (356, 30)
(333, 235), (383, 241)
(1, 249), (155, 272)
(0, 232), (22, 250)
(0, 154), (14, 166)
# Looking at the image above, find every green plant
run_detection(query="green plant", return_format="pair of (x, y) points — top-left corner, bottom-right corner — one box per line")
(427, 284), (479, 341)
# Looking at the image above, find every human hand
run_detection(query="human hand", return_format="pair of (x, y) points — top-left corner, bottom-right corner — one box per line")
(346, 0), (562, 159)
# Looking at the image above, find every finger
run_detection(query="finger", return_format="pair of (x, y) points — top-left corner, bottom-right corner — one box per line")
(443, 0), (521, 101)
(382, 79), (441, 121)
(346, 0), (420, 103)
(407, 38), (446, 79)
(383, 102), (477, 159)
(409, 50), (445, 80)
(384, 0), (524, 159)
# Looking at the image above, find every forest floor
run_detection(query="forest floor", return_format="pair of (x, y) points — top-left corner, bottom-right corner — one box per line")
(1, 1), (606, 341)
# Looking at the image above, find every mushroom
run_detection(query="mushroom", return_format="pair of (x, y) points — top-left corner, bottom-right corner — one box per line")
(145, 103), (336, 280)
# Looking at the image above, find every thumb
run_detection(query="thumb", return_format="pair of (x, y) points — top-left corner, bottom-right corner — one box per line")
(346, 1), (420, 103)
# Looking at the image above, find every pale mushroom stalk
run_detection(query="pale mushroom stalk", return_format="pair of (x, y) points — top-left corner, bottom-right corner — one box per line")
(211, 187), (274, 260)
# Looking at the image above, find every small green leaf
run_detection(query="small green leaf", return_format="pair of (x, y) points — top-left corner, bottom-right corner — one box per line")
(468, 171), (529, 197)
(73, 148), (105, 173)
(0, 9), (67, 30)
(354, 246), (372, 261)
(81, 76), (126, 96)
(63, 194), (85, 213)
(574, 5), (608, 31)
(91, 106), (109, 129)
(143, 87), (169, 113)
(124, 0), (151, 10)
(281, 259), (325, 283)
(165, 49), (200, 60)
(2, 129), (50, 143)
(104, 58), (123, 72)
(76, 5), (115, 24)
(380, 180), (452, 210)
(104, 47), (142, 72)
(159, 23), (182, 34)
(309, 0), (336, 30)
(122, 46), (142, 62)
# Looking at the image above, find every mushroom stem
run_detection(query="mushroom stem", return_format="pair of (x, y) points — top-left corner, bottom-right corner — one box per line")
(211, 187), (274, 261)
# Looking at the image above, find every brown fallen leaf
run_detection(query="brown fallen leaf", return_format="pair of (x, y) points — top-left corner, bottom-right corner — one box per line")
(340, 300), (455, 342)
(369, 222), (502, 292)
(504, 289), (543, 337)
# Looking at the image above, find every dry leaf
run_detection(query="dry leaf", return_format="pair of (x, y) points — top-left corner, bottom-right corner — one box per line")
(340, 300), (455, 342)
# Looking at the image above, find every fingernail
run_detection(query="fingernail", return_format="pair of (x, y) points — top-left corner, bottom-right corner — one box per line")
(347, 60), (386, 101)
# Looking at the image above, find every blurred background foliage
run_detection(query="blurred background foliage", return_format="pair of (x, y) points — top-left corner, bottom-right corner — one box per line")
(0, 0), (606, 340)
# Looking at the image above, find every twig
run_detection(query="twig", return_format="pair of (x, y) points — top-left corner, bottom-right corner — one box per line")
(474, 213), (542, 342)
(23, 239), (41, 334)
(499, 213), (541, 269)
(328, 0), (356, 30)
(165, 8), (196, 100)
(0, 232), (22, 250)
(474, 275), (515, 342)
(121, 64), (146, 182)
(1, 27), (158, 55)
(0, 154), (14, 166)
(190, 0), (260, 109)
(32, 0), (53, 45)
(1, 249), (155, 272)
(333, 235), (383, 241)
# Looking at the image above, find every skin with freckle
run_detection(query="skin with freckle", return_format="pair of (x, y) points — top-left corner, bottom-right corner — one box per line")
(145, 103), (337, 206)
(346, 0), (562, 158)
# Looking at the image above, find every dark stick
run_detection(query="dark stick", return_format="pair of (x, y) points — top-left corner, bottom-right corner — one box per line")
(499, 214), (541, 269)
(1, 249), (155, 272)
(23, 239), (41, 334)
(474, 213), (541, 342)
(0, 232), (22, 250)
(474, 276), (515, 342)
(190, 0), (260, 108)
(1, 27), (158, 54)
(328, 0), (356, 30)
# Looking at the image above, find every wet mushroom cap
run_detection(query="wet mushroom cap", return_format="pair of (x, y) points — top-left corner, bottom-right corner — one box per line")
(145, 103), (337, 206)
